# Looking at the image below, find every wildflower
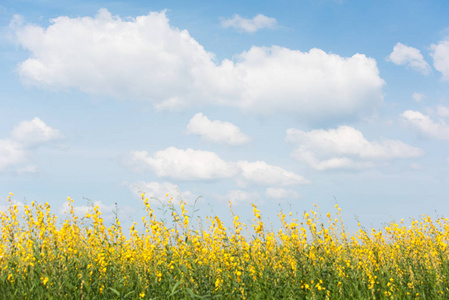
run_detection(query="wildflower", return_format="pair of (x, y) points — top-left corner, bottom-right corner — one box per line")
(42, 276), (49, 285)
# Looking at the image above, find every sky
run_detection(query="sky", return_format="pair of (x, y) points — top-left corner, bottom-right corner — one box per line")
(1, 0), (449, 231)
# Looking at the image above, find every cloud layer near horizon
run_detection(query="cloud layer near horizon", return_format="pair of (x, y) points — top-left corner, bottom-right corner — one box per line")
(123, 147), (310, 186)
(126, 181), (197, 204)
(12, 9), (384, 123)
(286, 126), (423, 170)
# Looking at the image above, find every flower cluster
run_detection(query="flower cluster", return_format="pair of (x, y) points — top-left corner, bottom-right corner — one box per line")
(0, 193), (448, 299)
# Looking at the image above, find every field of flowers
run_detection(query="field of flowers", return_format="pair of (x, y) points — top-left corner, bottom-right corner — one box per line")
(0, 192), (448, 299)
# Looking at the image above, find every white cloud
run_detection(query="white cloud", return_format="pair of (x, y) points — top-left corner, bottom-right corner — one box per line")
(215, 46), (384, 121)
(125, 147), (239, 180)
(431, 38), (449, 81)
(401, 110), (449, 140)
(14, 9), (215, 109)
(286, 126), (423, 170)
(412, 92), (426, 103)
(0, 139), (27, 171)
(221, 14), (277, 33)
(60, 200), (135, 222)
(186, 113), (250, 145)
(388, 42), (431, 75)
(220, 190), (260, 205)
(265, 188), (300, 200)
(236, 160), (310, 185)
(127, 181), (196, 204)
(437, 106), (449, 118)
(123, 147), (309, 186)
(0, 118), (63, 172)
(290, 149), (375, 171)
(120, 151), (151, 173)
(11, 117), (63, 147)
(13, 9), (384, 123)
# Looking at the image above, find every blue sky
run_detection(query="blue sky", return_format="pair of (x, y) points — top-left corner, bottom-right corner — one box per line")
(1, 0), (449, 230)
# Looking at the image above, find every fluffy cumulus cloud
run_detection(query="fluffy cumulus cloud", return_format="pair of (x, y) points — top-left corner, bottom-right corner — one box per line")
(12, 9), (215, 110)
(401, 110), (449, 140)
(286, 126), (423, 170)
(0, 117), (63, 172)
(124, 147), (238, 180)
(126, 181), (196, 203)
(11, 117), (64, 147)
(221, 14), (277, 33)
(13, 9), (384, 123)
(265, 187), (300, 200)
(186, 113), (250, 145)
(223, 47), (384, 120)
(388, 42), (431, 75)
(123, 147), (309, 186)
(431, 38), (449, 81)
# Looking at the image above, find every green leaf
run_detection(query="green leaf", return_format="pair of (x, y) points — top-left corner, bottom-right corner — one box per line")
(108, 287), (120, 296)
(168, 281), (181, 296)
(123, 291), (135, 298)
(186, 288), (196, 298)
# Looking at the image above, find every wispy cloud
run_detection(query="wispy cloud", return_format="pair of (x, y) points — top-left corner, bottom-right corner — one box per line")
(437, 106), (449, 118)
(221, 14), (278, 33)
(265, 188), (300, 200)
(412, 92), (426, 102)
(126, 181), (197, 204)
(215, 189), (260, 205)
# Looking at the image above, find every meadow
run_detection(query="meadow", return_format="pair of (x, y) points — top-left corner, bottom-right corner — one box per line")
(0, 192), (448, 299)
